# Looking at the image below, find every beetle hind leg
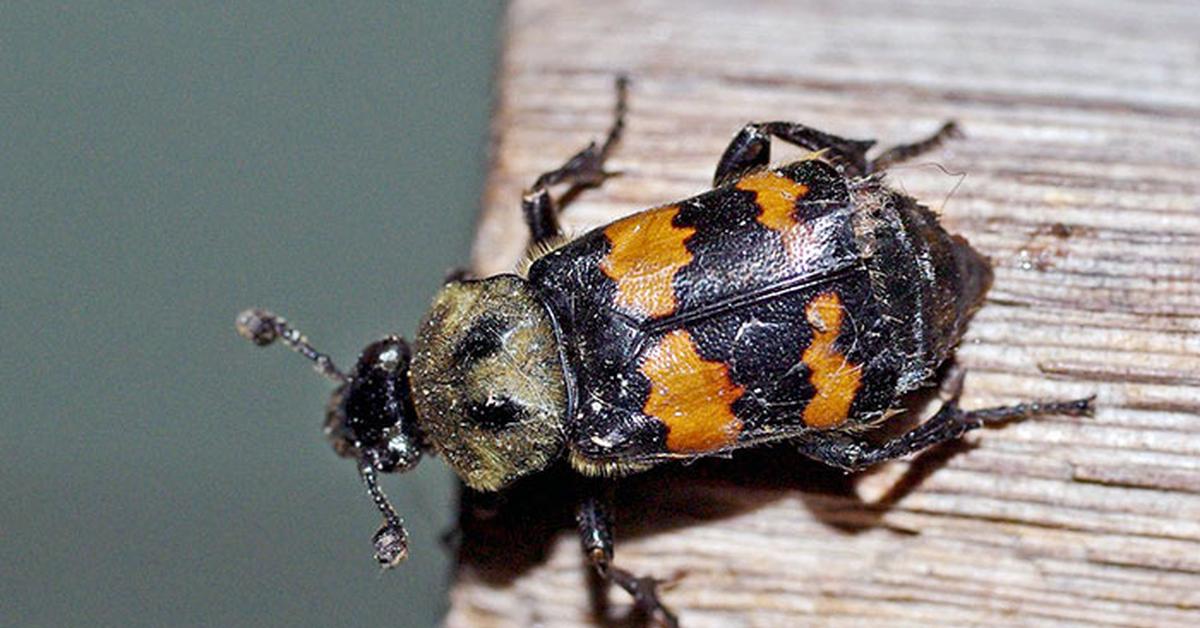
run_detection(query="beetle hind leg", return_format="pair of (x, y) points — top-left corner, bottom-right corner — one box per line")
(577, 490), (680, 627)
(796, 393), (1094, 472)
(522, 76), (628, 250)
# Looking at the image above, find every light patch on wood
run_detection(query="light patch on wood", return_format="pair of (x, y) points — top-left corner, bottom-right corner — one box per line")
(802, 292), (862, 428)
(640, 329), (745, 453)
(600, 204), (695, 318)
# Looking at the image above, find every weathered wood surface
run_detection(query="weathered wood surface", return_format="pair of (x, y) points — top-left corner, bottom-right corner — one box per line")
(448, 1), (1200, 626)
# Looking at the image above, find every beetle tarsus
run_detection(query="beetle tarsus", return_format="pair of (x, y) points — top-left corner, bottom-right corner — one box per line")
(868, 120), (964, 173)
(607, 566), (680, 628)
(577, 488), (679, 627)
(522, 76), (629, 249)
(797, 393), (1096, 472)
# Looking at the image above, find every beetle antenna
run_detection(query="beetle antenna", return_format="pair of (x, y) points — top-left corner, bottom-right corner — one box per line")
(358, 458), (409, 568)
(235, 308), (347, 384)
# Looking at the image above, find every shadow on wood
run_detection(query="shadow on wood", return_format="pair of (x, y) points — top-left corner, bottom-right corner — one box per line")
(454, 375), (967, 581)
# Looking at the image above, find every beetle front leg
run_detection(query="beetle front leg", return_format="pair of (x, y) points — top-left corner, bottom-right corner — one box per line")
(796, 394), (1094, 472)
(522, 76), (628, 250)
(576, 489), (679, 628)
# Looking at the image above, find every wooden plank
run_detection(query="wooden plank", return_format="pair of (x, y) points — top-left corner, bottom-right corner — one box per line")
(448, 1), (1200, 626)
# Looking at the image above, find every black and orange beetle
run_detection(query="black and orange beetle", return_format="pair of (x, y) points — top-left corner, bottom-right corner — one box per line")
(237, 77), (1092, 626)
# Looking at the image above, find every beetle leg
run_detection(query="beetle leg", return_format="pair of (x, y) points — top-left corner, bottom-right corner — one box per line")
(576, 489), (679, 628)
(796, 394), (1094, 472)
(868, 121), (963, 173)
(522, 76), (628, 249)
(713, 121), (876, 185)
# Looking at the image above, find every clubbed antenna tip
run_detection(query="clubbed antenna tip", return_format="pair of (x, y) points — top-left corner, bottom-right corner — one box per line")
(236, 308), (280, 346)
(359, 460), (409, 568)
(373, 523), (409, 568)
(235, 307), (347, 383)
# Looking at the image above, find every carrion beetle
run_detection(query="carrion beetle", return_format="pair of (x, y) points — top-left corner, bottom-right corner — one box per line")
(237, 77), (1092, 626)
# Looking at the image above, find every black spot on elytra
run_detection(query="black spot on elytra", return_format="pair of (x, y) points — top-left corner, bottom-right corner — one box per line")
(453, 315), (507, 366)
(466, 397), (527, 431)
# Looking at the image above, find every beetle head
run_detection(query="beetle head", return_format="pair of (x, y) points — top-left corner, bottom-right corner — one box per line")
(236, 308), (418, 568)
(325, 336), (423, 473)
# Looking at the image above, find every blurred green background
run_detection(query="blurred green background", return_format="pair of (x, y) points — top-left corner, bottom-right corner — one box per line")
(1, 3), (502, 626)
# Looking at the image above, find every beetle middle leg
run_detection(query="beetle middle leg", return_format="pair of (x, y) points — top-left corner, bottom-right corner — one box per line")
(577, 487), (679, 628)
(794, 393), (1094, 472)
(522, 76), (628, 250)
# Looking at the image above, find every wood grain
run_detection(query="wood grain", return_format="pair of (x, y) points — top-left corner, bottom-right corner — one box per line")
(448, 1), (1200, 626)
